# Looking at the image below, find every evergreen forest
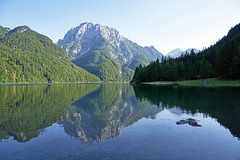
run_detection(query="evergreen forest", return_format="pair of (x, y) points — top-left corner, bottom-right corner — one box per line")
(131, 23), (240, 83)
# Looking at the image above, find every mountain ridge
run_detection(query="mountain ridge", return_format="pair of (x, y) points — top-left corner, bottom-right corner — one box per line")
(57, 22), (163, 82)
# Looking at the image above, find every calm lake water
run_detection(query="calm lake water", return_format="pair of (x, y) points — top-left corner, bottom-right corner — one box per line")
(0, 84), (240, 160)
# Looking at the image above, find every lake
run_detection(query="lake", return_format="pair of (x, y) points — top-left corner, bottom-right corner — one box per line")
(0, 84), (240, 160)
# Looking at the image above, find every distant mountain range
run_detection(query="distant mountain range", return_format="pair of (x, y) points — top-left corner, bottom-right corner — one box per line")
(57, 22), (163, 82)
(166, 48), (200, 58)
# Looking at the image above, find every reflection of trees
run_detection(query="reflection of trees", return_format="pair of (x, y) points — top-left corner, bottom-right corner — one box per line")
(133, 85), (240, 139)
(58, 84), (163, 144)
(0, 84), (100, 142)
(5, 84), (236, 144)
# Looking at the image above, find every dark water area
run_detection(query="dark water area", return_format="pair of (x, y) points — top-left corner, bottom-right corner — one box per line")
(0, 84), (240, 160)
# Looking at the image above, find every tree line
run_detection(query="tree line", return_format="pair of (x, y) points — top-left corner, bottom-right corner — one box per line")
(131, 23), (240, 83)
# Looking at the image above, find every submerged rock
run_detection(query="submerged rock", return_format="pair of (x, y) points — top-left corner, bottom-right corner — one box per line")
(176, 118), (201, 127)
(176, 120), (187, 125)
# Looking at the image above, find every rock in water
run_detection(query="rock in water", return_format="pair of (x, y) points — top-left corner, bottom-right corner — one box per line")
(176, 120), (187, 125)
(176, 118), (201, 127)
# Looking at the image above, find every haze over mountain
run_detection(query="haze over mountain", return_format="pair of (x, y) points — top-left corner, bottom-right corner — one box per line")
(0, 25), (100, 83)
(57, 22), (163, 82)
(166, 48), (200, 58)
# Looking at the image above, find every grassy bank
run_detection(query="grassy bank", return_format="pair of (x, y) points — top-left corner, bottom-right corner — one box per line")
(142, 78), (240, 87)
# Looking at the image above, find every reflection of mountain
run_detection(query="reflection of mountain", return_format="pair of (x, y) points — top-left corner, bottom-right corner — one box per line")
(0, 84), (100, 142)
(58, 84), (163, 144)
(133, 85), (240, 139)
(3, 84), (239, 145)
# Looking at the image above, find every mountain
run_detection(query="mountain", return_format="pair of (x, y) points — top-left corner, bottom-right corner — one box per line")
(57, 22), (163, 82)
(166, 48), (200, 58)
(0, 25), (100, 83)
(165, 48), (184, 58)
(144, 46), (163, 60)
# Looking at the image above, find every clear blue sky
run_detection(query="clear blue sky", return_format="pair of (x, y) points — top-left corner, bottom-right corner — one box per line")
(1, 0), (240, 55)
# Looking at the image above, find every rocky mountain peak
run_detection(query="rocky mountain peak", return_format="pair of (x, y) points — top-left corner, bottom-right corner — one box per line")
(7, 26), (30, 34)
(57, 22), (123, 46)
(57, 22), (163, 81)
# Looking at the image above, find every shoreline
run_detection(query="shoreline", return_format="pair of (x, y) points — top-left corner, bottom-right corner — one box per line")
(0, 82), (101, 86)
(141, 78), (240, 87)
(0, 82), (130, 86)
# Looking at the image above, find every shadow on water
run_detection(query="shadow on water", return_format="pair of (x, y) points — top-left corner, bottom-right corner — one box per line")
(133, 85), (240, 139)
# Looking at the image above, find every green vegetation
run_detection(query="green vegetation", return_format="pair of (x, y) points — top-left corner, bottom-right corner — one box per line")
(121, 39), (161, 70)
(58, 26), (163, 82)
(144, 78), (240, 87)
(178, 78), (240, 87)
(144, 46), (163, 61)
(122, 67), (134, 81)
(62, 42), (81, 60)
(0, 26), (7, 38)
(0, 26), (100, 83)
(70, 35), (137, 82)
(71, 36), (124, 82)
(72, 48), (124, 82)
(131, 23), (240, 84)
(128, 55), (149, 70)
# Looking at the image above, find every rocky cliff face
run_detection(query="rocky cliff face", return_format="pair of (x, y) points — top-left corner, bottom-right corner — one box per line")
(57, 22), (127, 62)
(57, 22), (163, 81)
(7, 26), (30, 34)
(58, 23), (123, 48)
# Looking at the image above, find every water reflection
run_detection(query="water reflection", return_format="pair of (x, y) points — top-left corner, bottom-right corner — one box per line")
(133, 85), (240, 139)
(0, 84), (240, 144)
(0, 84), (100, 142)
(58, 84), (162, 143)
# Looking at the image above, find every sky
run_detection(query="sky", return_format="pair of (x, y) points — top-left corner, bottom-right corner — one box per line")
(1, 0), (240, 55)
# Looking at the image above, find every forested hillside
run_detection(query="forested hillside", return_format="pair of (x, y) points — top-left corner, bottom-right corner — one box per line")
(0, 26), (100, 83)
(72, 48), (124, 82)
(131, 23), (240, 83)
(0, 26), (7, 38)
